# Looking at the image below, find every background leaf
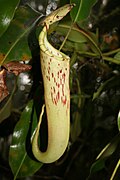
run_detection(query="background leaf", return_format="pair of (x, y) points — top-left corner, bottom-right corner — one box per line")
(96, 134), (120, 160)
(54, 21), (87, 43)
(0, 0), (20, 37)
(117, 110), (120, 132)
(114, 51), (120, 61)
(90, 159), (105, 174)
(9, 100), (43, 178)
(0, 6), (41, 65)
(70, 0), (97, 22)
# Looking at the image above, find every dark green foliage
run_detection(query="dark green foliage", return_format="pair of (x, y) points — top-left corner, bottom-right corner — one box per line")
(0, 0), (120, 179)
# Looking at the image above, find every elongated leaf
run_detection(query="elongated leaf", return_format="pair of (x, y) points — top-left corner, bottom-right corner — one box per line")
(54, 21), (87, 43)
(9, 100), (43, 178)
(74, 25), (102, 56)
(0, 0), (20, 37)
(114, 51), (120, 60)
(96, 134), (120, 160)
(89, 134), (120, 176)
(90, 159), (105, 174)
(70, 0), (97, 22)
(117, 110), (120, 132)
(0, 6), (40, 65)
(51, 20), (101, 56)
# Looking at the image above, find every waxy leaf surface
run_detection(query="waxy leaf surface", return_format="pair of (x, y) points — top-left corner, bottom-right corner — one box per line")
(0, 0), (20, 37)
(9, 100), (43, 178)
(0, 6), (40, 65)
(55, 21), (87, 43)
(70, 0), (97, 22)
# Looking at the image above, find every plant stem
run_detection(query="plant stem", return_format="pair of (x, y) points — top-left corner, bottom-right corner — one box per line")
(103, 48), (120, 56)
(103, 56), (120, 64)
(59, 22), (74, 51)
(63, 47), (120, 65)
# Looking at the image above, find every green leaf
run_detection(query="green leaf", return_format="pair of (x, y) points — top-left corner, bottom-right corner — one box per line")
(0, 6), (40, 65)
(117, 110), (120, 132)
(70, 0), (97, 22)
(54, 21), (87, 43)
(0, 0), (20, 37)
(114, 51), (120, 61)
(60, 40), (87, 53)
(52, 20), (101, 56)
(96, 134), (120, 160)
(89, 134), (120, 177)
(76, 27), (102, 56)
(9, 100), (43, 178)
(90, 159), (105, 174)
(59, 0), (69, 6)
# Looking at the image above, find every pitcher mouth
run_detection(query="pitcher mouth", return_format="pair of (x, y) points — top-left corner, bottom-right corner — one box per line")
(39, 26), (70, 61)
